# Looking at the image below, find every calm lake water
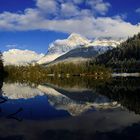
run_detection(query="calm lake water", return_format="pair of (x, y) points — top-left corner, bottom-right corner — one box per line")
(0, 77), (140, 140)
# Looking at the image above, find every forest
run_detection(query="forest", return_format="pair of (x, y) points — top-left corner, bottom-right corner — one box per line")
(45, 62), (111, 77)
(4, 62), (111, 84)
(95, 33), (140, 72)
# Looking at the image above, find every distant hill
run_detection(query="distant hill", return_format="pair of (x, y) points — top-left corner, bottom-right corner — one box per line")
(96, 33), (140, 72)
(3, 49), (44, 66)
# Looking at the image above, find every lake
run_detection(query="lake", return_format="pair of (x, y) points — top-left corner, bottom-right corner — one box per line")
(0, 76), (140, 140)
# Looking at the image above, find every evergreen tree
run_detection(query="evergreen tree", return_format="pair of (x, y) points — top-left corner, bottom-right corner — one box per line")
(95, 33), (140, 72)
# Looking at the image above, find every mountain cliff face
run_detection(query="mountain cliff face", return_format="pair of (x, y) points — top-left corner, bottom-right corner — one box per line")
(37, 33), (122, 65)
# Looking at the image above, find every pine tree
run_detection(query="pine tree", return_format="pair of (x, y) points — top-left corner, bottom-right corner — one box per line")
(95, 32), (140, 72)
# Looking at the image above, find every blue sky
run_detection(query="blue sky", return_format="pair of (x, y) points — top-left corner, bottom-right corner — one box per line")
(0, 0), (140, 53)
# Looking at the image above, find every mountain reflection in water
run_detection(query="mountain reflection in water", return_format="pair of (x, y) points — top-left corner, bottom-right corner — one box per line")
(0, 77), (140, 140)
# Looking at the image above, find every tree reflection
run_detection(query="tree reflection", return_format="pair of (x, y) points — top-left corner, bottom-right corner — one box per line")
(42, 77), (140, 115)
(2, 76), (140, 120)
(7, 107), (23, 121)
(96, 77), (140, 114)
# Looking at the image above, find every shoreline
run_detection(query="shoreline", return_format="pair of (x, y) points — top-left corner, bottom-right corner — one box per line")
(112, 73), (140, 77)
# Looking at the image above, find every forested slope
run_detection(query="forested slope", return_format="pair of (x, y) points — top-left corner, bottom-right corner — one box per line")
(96, 33), (140, 72)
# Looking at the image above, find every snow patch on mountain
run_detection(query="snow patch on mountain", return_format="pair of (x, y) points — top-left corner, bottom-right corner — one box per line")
(3, 49), (44, 66)
(88, 39), (121, 47)
(37, 53), (63, 65)
(48, 33), (90, 54)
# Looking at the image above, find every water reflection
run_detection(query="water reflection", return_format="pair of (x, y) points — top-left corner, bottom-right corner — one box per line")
(1, 82), (119, 118)
(0, 77), (140, 139)
(96, 77), (140, 115)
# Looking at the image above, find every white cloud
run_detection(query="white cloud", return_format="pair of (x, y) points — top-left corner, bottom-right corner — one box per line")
(3, 49), (44, 66)
(0, 0), (139, 39)
(5, 44), (18, 49)
(86, 0), (111, 15)
(60, 2), (79, 17)
(113, 13), (128, 20)
(36, 0), (58, 14)
(136, 8), (140, 13)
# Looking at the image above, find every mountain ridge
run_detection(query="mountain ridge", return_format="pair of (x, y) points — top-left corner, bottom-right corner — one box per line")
(2, 33), (123, 66)
(37, 33), (122, 65)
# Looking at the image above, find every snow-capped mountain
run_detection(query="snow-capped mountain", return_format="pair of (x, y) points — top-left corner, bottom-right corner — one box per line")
(3, 34), (122, 66)
(37, 33), (90, 64)
(3, 49), (44, 66)
(37, 33), (122, 65)
(48, 33), (90, 54)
